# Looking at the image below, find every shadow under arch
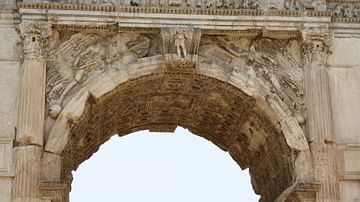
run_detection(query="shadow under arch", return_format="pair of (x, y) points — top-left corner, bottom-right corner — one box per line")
(43, 56), (313, 202)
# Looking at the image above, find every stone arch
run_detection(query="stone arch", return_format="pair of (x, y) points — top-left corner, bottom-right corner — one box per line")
(42, 54), (312, 202)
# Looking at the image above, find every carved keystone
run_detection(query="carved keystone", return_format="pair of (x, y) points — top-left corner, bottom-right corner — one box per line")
(160, 27), (201, 70)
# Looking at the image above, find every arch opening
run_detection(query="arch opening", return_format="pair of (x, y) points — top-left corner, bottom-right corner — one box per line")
(70, 128), (260, 202)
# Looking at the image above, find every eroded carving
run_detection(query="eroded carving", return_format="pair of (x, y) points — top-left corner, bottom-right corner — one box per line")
(284, 0), (326, 11)
(38, 181), (70, 202)
(302, 31), (331, 65)
(199, 35), (305, 124)
(161, 27), (201, 70)
(46, 31), (151, 118)
(328, 1), (360, 18)
(69, 0), (324, 11)
(19, 22), (52, 57)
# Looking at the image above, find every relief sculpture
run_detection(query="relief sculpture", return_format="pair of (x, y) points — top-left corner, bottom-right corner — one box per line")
(199, 35), (305, 124)
(46, 32), (150, 118)
(161, 27), (201, 70)
(46, 29), (305, 126)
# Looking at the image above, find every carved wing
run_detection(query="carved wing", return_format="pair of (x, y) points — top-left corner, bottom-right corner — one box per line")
(126, 35), (150, 58)
(57, 33), (100, 63)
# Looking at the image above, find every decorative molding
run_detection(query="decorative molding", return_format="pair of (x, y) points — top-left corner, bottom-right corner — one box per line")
(50, 25), (302, 40)
(38, 180), (70, 202)
(17, 2), (332, 17)
(337, 144), (360, 180)
(0, 139), (13, 176)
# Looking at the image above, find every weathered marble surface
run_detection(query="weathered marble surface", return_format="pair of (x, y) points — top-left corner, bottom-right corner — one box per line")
(1, 0), (360, 201)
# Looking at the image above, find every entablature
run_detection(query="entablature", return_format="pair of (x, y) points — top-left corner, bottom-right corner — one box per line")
(18, 2), (333, 37)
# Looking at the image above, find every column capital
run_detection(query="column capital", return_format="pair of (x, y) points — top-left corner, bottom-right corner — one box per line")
(301, 31), (332, 65)
(19, 22), (52, 57)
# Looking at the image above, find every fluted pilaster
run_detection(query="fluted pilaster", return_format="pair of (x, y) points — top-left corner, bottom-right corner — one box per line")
(12, 146), (42, 202)
(16, 22), (52, 146)
(13, 22), (52, 202)
(302, 31), (340, 202)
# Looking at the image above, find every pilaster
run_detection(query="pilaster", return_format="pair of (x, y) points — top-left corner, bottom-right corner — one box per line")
(302, 31), (340, 202)
(16, 22), (52, 146)
(13, 22), (52, 202)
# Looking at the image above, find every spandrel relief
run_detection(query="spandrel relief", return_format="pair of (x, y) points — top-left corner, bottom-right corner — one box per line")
(46, 31), (151, 118)
(199, 36), (305, 125)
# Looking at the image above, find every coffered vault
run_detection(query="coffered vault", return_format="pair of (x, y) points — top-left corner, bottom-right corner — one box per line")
(0, 0), (360, 202)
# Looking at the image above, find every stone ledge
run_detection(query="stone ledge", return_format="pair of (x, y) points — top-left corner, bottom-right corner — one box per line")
(18, 2), (332, 17)
(18, 5), (333, 34)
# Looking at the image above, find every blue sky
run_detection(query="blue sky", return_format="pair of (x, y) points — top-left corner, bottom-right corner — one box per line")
(70, 127), (259, 202)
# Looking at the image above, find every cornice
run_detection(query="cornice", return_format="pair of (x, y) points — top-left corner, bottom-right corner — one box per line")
(18, 2), (333, 34)
(18, 2), (332, 17)
(18, 2), (360, 38)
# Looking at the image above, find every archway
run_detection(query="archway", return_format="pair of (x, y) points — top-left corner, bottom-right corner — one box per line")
(70, 128), (260, 202)
(42, 51), (312, 202)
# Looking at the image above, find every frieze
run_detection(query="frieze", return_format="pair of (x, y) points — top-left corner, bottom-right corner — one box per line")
(18, 1), (360, 23)
(38, 0), (329, 11)
(327, 0), (360, 17)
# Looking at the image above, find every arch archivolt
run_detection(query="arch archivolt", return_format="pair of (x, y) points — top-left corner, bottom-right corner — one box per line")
(37, 28), (316, 202)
